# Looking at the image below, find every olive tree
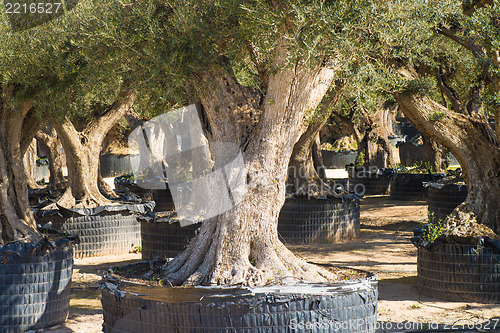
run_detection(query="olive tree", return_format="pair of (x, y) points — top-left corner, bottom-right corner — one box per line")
(148, 0), (379, 286)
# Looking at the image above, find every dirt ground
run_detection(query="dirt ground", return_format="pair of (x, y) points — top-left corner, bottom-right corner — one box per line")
(42, 195), (499, 333)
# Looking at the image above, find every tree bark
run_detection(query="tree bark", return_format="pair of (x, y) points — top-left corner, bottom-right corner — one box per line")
(287, 120), (330, 196)
(422, 136), (448, 173)
(0, 87), (40, 244)
(23, 139), (38, 189)
(164, 54), (339, 286)
(396, 92), (500, 233)
(358, 103), (396, 168)
(287, 84), (344, 196)
(34, 128), (66, 191)
(52, 88), (136, 208)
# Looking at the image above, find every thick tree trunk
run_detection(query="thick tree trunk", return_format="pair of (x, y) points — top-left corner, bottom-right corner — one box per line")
(422, 136), (448, 173)
(0, 87), (40, 244)
(23, 139), (38, 189)
(396, 92), (500, 234)
(287, 84), (344, 196)
(358, 103), (396, 168)
(52, 88), (136, 208)
(287, 120), (330, 196)
(164, 55), (338, 286)
(34, 129), (66, 191)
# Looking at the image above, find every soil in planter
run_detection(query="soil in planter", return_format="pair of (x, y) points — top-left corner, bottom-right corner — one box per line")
(101, 262), (377, 333)
(278, 196), (360, 244)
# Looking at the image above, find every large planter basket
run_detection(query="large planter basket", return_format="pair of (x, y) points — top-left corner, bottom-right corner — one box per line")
(0, 241), (73, 332)
(35, 203), (152, 258)
(321, 150), (357, 169)
(278, 197), (360, 244)
(389, 173), (443, 201)
(101, 263), (378, 333)
(152, 186), (175, 212)
(428, 183), (468, 223)
(347, 166), (390, 195)
(417, 241), (500, 303)
(100, 154), (137, 178)
(141, 215), (200, 260)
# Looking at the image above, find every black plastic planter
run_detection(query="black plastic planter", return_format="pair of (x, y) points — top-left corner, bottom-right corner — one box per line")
(389, 173), (443, 201)
(347, 166), (391, 195)
(34, 203), (153, 258)
(101, 264), (378, 333)
(321, 150), (357, 169)
(100, 154), (137, 178)
(141, 214), (200, 260)
(0, 240), (73, 332)
(278, 197), (360, 244)
(416, 239), (500, 303)
(428, 183), (468, 223)
(152, 186), (175, 212)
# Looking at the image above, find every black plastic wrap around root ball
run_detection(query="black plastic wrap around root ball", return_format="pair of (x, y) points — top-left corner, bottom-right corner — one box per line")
(278, 197), (360, 244)
(100, 154), (137, 178)
(141, 218), (200, 260)
(35, 204), (152, 258)
(152, 187), (175, 212)
(389, 173), (442, 201)
(417, 243), (500, 303)
(321, 150), (357, 169)
(0, 242), (73, 333)
(101, 265), (378, 333)
(428, 184), (468, 223)
(347, 166), (391, 195)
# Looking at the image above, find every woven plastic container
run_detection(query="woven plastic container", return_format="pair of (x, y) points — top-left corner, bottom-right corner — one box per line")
(100, 154), (137, 178)
(35, 204), (149, 258)
(347, 166), (390, 195)
(417, 243), (500, 303)
(102, 264), (378, 333)
(428, 184), (468, 223)
(141, 218), (200, 260)
(278, 197), (360, 244)
(0, 242), (73, 332)
(389, 173), (442, 201)
(322, 150), (357, 169)
(152, 186), (175, 212)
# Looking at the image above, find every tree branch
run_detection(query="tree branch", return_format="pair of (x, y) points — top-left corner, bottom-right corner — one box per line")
(245, 40), (268, 87)
(435, 67), (463, 114)
(85, 87), (136, 146)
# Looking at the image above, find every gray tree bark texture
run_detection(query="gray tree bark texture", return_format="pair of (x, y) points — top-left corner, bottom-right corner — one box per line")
(35, 128), (67, 191)
(163, 54), (340, 286)
(0, 86), (41, 244)
(52, 88), (136, 208)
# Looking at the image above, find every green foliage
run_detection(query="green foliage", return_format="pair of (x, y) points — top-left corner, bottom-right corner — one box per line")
(422, 218), (446, 243)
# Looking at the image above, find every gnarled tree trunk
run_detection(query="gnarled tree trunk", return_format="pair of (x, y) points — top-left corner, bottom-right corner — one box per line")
(396, 92), (500, 234)
(23, 139), (38, 189)
(358, 102), (396, 168)
(52, 88), (136, 208)
(35, 128), (66, 191)
(164, 55), (338, 286)
(287, 84), (344, 196)
(0, 87), (40, 244)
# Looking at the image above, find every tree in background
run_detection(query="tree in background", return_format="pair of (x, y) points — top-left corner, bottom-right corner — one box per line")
(371, 0), (500, 234)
